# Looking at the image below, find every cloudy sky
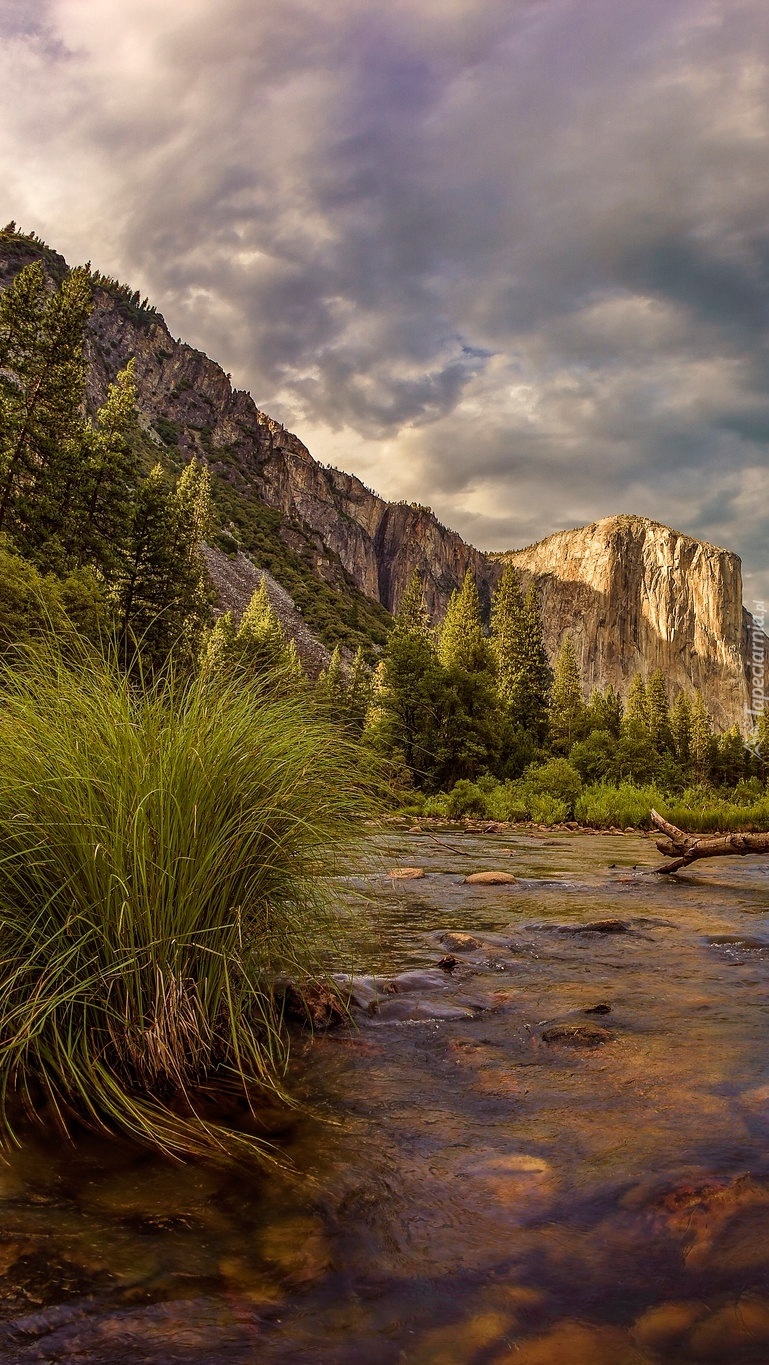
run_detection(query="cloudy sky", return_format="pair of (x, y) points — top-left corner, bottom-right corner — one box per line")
(2, 0), (769, 601)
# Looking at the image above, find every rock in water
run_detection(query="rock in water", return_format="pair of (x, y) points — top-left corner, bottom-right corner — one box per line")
(541, 1024), (611, 1047)
(439, 932), (483, 952)
(388, 867), (425, 879)
(463, 871), (518, 886)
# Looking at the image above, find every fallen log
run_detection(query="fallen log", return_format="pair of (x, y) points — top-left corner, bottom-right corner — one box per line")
(650, 808), (769, 873)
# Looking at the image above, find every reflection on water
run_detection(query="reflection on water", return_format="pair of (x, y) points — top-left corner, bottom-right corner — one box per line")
(3, 829), (769, 1361)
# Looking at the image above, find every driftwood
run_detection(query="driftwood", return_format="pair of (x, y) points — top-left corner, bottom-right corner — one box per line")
(651, 808), (769, 873)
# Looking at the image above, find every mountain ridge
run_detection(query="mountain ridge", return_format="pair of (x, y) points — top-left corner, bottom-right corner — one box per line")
(0, 227), (764, 727)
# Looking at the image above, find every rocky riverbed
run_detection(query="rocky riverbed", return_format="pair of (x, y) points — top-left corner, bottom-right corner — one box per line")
(2, 828), (769, 1363)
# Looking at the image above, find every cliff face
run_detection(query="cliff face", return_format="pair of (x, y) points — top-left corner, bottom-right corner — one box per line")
(507, 516), (761, 729)
(0, 235), (764, 728)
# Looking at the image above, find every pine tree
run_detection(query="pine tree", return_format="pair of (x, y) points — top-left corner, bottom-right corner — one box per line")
(548, 634), (587, 752)
(117, 460), (213, 668)
(396, 569), (432, 637)
(202, 610), (237, 674)
(670, 690), (692, 764)
(368, 571), (445, 786)
(231, 580), (292, 678)
(437, 570), (490, 673)
(689, 689), (714, 781)
(646, 669), (672, 752)
(69, 360), (139, 576)
(346, 646), (371, 731)
(623, 675), (649, 733)
(490, 561), (524, 709)
(585, 685), (623, 737)
(513, 583), (553, 739)
(0, 263), (93, 558)
(316, 645), (347, 720)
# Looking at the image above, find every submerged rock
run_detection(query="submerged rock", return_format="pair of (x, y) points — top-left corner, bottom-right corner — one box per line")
(280, 981), (348, 1030)
(566, 918), (629, 935)
(463, 871), (518, 886)
(541, 1023), (612, 1047)
(371, 998), (477, 1024)
(387, 866), (425, 879)
(439, 932), (483, 952)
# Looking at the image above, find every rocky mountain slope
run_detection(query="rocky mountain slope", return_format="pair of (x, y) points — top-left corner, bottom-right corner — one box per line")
(0, 229), (764, 726)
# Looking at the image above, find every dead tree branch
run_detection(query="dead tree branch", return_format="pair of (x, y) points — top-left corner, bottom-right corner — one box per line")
(650, 808), (769, 873)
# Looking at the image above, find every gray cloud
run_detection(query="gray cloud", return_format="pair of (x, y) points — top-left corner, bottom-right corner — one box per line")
(2, 0), (769, 596)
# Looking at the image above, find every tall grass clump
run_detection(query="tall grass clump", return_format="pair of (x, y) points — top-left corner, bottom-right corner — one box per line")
(0, 643), (365, 1161)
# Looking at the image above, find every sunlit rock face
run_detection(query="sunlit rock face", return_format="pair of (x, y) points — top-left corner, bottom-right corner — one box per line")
(507, 515), (763, 729)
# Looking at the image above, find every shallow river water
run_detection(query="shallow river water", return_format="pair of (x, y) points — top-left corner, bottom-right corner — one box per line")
(3, 828), (769, 1363)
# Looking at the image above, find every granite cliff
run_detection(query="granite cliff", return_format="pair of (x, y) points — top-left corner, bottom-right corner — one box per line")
(506, 517), (762, 730)
(0, 231), (763, 727)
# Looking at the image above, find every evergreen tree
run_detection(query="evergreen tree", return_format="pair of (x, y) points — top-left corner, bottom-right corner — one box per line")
(490, 561), (524, 710)
(713, 724), (747, 786)
(367, 571), (445, 787)
(69, 360), (139, 576)
(346, 646), (371, 731)
(670, 690), (692, 765)
(585, 685), (623, 737)
(689, 689), (714, 781)
(623, 674), (649, 733)
(513, 584), (553, 740)
(118, 460), (213, 668)
(0, 263), (93, 557)
(202, 610), (237, 674)
(548, 634), (587, 752)
(437, 570), (490, 673)
(646, 669), (672, 752)
(315, 645), (347, 720)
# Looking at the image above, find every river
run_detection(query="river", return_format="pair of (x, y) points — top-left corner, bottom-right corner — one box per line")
(1, 828), (769, 1363)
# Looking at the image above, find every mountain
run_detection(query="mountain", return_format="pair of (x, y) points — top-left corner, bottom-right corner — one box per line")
(0, 228), (764, 726)
(506, 516), (760, 730)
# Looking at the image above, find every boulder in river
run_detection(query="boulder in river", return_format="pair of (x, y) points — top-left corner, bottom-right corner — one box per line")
(388, 866), (425, 879)
(463, 871), (518, 885)
(439, 931), (483, 952)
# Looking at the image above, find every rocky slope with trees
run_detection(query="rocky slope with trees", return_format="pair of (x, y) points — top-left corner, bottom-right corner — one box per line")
(0, 225), (764, 727)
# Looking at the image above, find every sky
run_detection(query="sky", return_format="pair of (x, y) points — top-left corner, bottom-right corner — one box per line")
(2, 0), (769, 604)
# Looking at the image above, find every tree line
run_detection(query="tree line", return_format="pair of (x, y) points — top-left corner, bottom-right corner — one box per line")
(0, 260), (212, 666)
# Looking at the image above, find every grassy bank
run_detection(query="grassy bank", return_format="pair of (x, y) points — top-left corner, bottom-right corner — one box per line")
(396, 762), (769, 833)
(0, 645), (363, 1160)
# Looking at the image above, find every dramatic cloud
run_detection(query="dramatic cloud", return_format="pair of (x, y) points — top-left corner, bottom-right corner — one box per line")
(2, 0), (769, 598)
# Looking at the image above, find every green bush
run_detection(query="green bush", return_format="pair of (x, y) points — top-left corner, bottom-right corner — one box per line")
(445, 779), (487, 818)
(0, 644), (364, 1160)
(521, 758), (583, 814)
(423, 793), (450, 817)
(528, 793), (569, 826)
(485, 781), (529, 822)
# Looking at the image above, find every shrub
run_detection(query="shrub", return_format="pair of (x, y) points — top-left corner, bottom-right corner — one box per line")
(445, 779), (487, 818)
(485, 781), (529, 823)
(521, 758), (582, 814)
(423, 793), (450, 817)
(0, 643), (364, 1160)
(528, 794), (569, 826)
